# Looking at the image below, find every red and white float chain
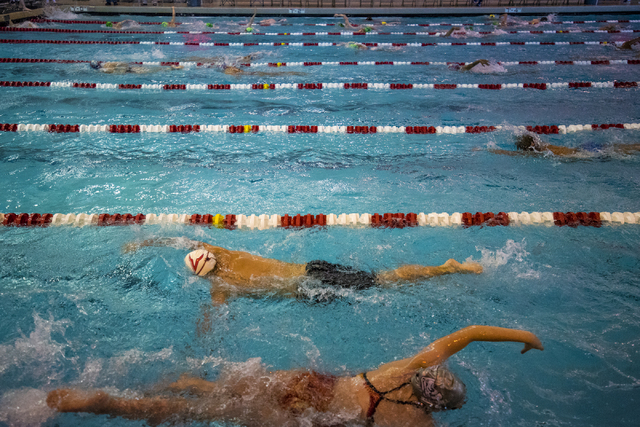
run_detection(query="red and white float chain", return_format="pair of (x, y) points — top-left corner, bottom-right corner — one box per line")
(1, 211), (638, 228)
(0, 122), (637, 134)
(0, 80), (636, 91)
(3, 27), (640, 36)
(1, 57), (638, 68)
(0, 38), (625, 48)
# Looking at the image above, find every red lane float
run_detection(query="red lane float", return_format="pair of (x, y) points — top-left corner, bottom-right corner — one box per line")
(462, 212), (510, 227)
(553, 212), (601, 227)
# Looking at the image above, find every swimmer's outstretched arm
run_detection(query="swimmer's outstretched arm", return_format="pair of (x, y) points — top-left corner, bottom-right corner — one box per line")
(615, 143), (640, 154)
(122, 237), (206, 253)
(248, 8), (257, 27)
(368, 326), (543, 380)
(443, 27), (460, 37)
(334, 13), (355, 29)
(460, 59), (489, 71)
(376, 258), (482, 285)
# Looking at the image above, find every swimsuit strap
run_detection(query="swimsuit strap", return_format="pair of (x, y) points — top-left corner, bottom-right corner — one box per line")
(361, 372), (423, 424)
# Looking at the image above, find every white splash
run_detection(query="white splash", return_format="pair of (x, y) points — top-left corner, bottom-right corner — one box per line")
(0, 388), (56, 427)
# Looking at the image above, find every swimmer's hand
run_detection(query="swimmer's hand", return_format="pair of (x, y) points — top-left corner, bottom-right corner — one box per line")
(477, 59), (490, 66)
(521, 335), (544, 354)
(122, 242), (141, 254)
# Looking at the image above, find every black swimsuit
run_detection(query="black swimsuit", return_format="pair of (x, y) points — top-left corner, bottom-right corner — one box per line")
(360, 372), (424, 424)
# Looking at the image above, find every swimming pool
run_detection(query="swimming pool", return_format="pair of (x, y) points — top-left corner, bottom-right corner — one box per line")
(1, 9), (640, 427)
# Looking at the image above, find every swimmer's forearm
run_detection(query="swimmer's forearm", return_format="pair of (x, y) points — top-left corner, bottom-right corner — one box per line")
(123, 238), (202, 253)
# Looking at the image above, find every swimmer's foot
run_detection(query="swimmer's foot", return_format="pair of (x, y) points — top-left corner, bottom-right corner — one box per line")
(443, 259), (483, 274)
(47, 389), (110, 413)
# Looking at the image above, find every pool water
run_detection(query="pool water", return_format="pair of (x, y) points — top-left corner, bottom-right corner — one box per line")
(1, 9), (640, 427)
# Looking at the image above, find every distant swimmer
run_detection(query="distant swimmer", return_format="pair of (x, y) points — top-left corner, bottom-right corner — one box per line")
(619, 36), (640, 50)
(106, 19), (138, 30)
(528, 17), (548, 26)
(90, 60), (183, 74)
(259, 18), (286, 25)
(162, 7), (178, 28)
(8, 19), (37, 28)
(599, 23), (620, 31)
(442, 27), (463, 37)
(334, 13), (358, 30)
(122, 239), (483, 304)
(219, 64), (306, 77)
(339, 41), (369, 50)
(245, 8), (257, 32)
(47, 324), (543, 426)
(489, 134), (640, 157)
(448, 59), (506, 73)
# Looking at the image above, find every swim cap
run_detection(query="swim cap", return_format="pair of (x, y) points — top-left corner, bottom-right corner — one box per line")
(106, 21), (113, 27)
(184, 249), (217, 276)
(206, 23), (213, 27)
(89, 60), (101, 70)
(411, 366), (466, 412)
(489, 14), (495, 18)
(363, 26), (372, 32)
(162, 22), (168, 27)
(382, 21), (387, 25)
(246, 26), (253, 32)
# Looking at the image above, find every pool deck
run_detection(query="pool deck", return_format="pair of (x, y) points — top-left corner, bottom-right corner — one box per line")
(8, 4), (640, 19)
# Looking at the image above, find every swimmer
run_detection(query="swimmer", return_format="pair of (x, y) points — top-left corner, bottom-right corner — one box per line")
(259, 18), (285, 26)
(449, 59), (491, 72)
(619, 36), (640, 50)
(162, 6), (177, 28)
(528, 17), (548, 26)
(334, 13), (359, 30)
(106, 19), (138, 30)
(122, 239), (483, 303)
(219, 64), (306, 77)
(90, 60), (183, 74)
(340, 41), (369, 50)
(442, 27), (462, 37)
(599, 23), (620, 31)
(47, 325), (543, 426)
(8, 19), (37, 28)
(489, 134), (640, 157)
(245, 8), (257, 32)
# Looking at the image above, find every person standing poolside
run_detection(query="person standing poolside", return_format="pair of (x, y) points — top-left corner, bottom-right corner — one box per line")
(47, 325), (543, 426)
(489, 134), (640, 157)
(122, 238), (483, 304)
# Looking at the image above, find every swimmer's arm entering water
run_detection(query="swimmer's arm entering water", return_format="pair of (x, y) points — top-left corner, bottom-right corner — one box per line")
(460, 59), (489, 71)
(368, 326), (544, 380)
(248, 8), (257, 27)
(122, 237), (206, 253)
(442, 27), (461, 37)
(620, 36), (640, 50)
(168, 6), (177, 28)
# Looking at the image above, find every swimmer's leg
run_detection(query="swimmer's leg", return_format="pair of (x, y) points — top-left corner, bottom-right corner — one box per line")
(615, 143), (640, 154)
(376, 259), (483, 285)
(47, 389), (198, 424)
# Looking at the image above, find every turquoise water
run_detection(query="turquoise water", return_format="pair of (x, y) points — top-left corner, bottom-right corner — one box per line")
(1, 10), (640, 427)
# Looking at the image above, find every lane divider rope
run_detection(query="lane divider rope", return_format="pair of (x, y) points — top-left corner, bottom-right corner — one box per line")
(1, 211), (639, 228)
(3, 27), (640, 36)
(2, 57), (639, 68)
(0, 39), (624, 48)
(0, 122), (638, 134)
(30, 18), (640, 27)
(0, 80), (636, 91)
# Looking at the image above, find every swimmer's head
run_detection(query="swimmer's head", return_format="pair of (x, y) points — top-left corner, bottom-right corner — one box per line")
(161, 22), (168, 27)
(184, 249), (217, 276)
(106, 21), (113, 27)
(245, 26), (254, 32)
(515, 134), (542, 151)
(206, 23), (213, 27)
(381, 21), (387, 25)
(411, 365), (466, 412)
(363, 26), (372, 32)
(541, 17), (548, 22)
(489, 14), (495, 18)
(89, 60), (102, 70)
(448, 63), (462, 71)
(366, 16), (373, 21)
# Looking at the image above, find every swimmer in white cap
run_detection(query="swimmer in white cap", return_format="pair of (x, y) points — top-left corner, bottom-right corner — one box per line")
(124, 238), (482, 304)
(47, 325), (542, 426)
